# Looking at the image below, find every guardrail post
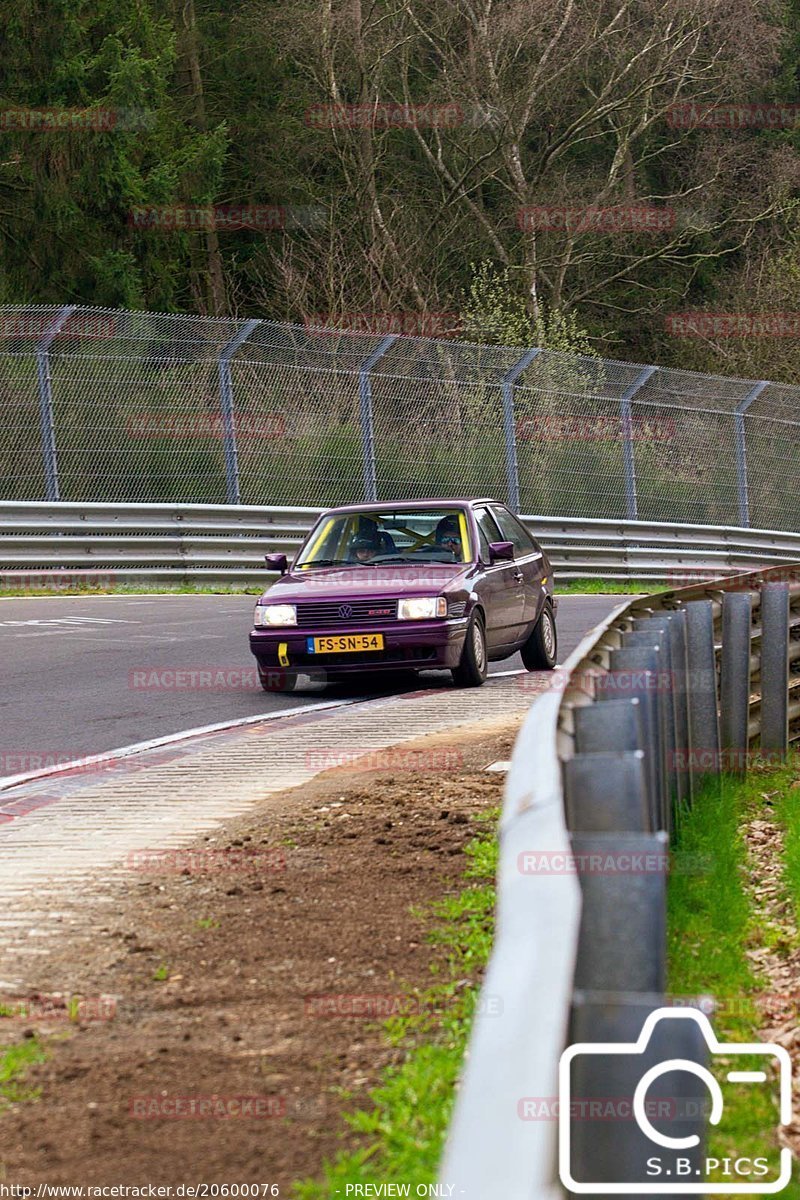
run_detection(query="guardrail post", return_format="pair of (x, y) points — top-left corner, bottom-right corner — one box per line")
(36, 304), (77, 501)
(218, 319), (261, 505)
(735, 381), (768, 528)
(568, 997), (709, 1190)
(634, 612), (692, 809)
(598, 651), (666, 833)
(684, 600), (720, 779)
(720, 591), (753, 773)
(571, 830), (669, 992)
(501, 348), (541, 513)
(358, 335), (398, 503)
(564, 750), (649, 831)
(760, 582), (790, 759)
(626, 623), (682, 810)
(619, 365), (656, 522)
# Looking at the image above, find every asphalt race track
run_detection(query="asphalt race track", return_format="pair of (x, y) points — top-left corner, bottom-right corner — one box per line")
(0, 593), (626, 764)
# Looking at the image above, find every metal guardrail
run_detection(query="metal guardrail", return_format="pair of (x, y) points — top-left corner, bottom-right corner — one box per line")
(3, 501), (800, 584)
(440, 563), (800, 1198)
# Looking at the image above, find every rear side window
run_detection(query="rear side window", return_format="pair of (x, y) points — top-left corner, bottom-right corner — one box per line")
(475, 508), (503, 560)
(490, 506), (538, 555)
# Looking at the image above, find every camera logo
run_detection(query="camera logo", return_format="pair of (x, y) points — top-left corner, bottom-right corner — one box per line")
(559, 1007), (792, 1193)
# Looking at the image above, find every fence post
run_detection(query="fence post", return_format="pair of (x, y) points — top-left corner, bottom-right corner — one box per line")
(619, 365), (657, 522)
(36, 304), (77, 501)
(358, 335), (398, 503)
(501, 348), (541, 513)
(218, 318), (261, 505)
(735, 381), (768, 528)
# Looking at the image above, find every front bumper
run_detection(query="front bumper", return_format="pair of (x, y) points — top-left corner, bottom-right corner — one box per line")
(249, 619), (468, 673)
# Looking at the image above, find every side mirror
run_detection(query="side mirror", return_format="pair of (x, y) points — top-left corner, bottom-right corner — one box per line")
(265, 552), (288, 575)
(488, 540), (515, 563)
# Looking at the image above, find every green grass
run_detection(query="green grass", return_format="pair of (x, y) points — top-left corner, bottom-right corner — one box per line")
(0, 577), (665, 599)
(668, 762), (800, 1195)
(555, 578), (666, 594)
(0, 581), (265, 598)
(771, 764), (800, 928)
(292, 809), (499, 1197)
(0, 1038), (47, 1106)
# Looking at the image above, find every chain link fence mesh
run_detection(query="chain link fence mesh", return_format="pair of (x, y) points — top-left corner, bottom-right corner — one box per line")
(0, 304), (797, 530)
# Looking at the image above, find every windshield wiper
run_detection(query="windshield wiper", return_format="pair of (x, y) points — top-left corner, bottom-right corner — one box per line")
(369, 554), (457, 565)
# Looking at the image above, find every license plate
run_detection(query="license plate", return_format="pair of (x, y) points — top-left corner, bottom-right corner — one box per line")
(308, 633), (385, 654)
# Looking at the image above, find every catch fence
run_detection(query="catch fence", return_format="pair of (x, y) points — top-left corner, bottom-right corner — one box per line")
(1, 304), (798, 532)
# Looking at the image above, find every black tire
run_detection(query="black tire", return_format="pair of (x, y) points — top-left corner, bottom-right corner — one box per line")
(520, 602), (557, 671)
(257, 664), (298, 693)
(452, 611), (488, 687)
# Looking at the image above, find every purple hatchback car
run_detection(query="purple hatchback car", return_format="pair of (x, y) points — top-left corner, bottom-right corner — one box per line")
(249, 498), (557, 691)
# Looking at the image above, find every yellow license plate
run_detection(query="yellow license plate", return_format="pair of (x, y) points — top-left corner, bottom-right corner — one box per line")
(309, 633), (385, 654)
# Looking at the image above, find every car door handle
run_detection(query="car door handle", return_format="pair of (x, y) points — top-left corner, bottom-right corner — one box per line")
(513, 571), (524, 582)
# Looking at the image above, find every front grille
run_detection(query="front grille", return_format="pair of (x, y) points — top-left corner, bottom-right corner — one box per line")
(296, 600), (399, 628)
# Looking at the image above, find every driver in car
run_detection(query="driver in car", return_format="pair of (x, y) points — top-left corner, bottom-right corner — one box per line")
(348, 534), (379, 563)
(434, 514), (463, 560)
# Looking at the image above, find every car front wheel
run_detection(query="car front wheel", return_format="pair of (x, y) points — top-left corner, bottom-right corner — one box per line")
(521, 602), (557, 671)
(257, 664), (298, 693)
(452, 612), (488, 687)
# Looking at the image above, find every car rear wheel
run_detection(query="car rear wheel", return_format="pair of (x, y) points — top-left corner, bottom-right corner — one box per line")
(257, 664), (298, 693)
(452, 612), (488, 687)
(521, 602), (557, 671)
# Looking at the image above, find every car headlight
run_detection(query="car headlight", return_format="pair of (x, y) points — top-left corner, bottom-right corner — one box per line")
(397, 596), (447, 621)
(254, 603), (297, 627)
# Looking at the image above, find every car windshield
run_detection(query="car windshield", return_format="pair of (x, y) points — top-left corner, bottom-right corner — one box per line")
(295, 508), (473, 569)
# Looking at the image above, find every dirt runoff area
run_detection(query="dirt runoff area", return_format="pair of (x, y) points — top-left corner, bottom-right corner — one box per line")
(0, 718), (521, 1190)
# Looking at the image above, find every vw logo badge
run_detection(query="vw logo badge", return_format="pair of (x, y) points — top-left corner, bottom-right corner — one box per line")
(338, 603), (353, 619)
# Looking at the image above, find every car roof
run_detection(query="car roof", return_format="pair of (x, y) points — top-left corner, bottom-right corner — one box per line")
(323, 498), (501, 515)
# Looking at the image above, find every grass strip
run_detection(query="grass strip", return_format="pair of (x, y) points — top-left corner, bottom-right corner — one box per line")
(0, 1037), (47, 1107)
(668, 763), (800, 1194)
(771, 761), (800, 928)
(555, 579), (666, 595)
(0, 578), (666, 599)
(292, 809), (499, 1197)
